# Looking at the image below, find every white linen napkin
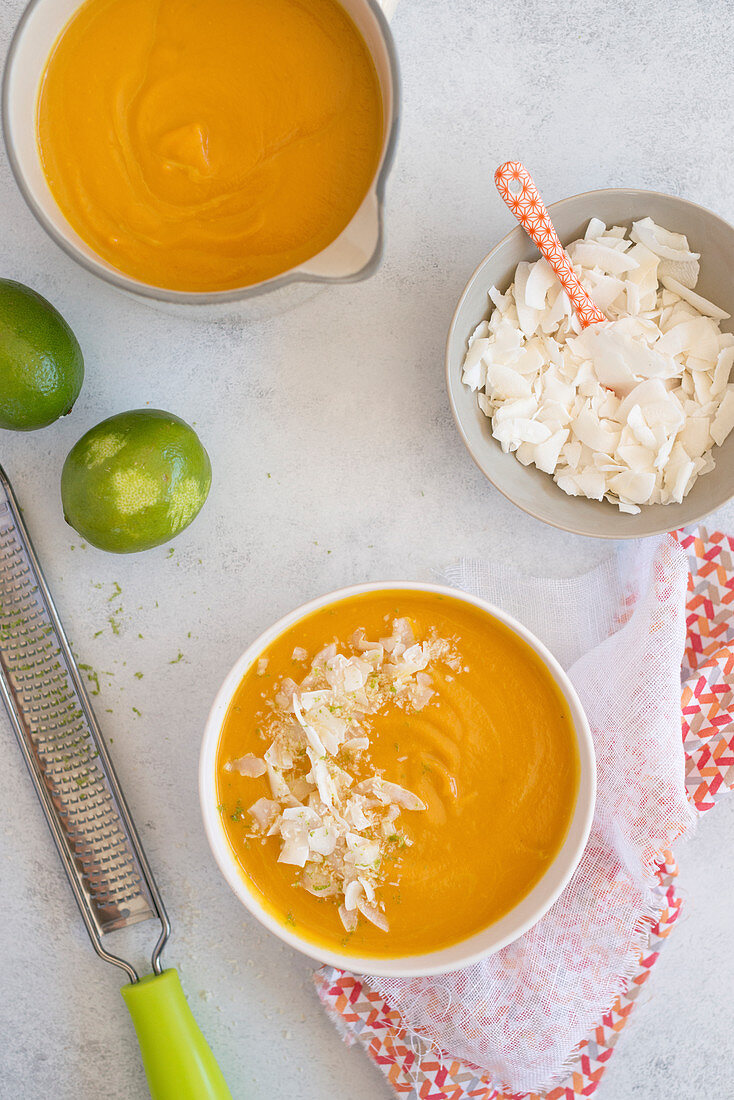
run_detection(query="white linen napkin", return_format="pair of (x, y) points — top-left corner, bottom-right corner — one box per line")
(366, 535), (695, 1093)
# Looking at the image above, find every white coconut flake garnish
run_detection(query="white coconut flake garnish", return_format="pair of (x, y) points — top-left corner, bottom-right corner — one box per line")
(462, 217), (734, 512)
(232, 619), (463, 933)
(224, 753), (267, 778)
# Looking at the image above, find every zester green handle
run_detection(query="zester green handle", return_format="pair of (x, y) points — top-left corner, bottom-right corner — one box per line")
(121, 969), (233, 1100)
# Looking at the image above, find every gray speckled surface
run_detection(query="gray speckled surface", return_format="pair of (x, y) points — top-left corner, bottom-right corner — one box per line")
(1, 0), (733, 1097)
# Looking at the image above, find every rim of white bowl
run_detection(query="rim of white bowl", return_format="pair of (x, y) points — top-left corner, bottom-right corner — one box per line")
(199, 581), (596, 977)
(445, 186), (734, 539)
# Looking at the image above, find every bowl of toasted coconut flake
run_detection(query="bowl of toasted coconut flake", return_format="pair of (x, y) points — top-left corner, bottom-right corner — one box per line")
(447, 188), (734, 538)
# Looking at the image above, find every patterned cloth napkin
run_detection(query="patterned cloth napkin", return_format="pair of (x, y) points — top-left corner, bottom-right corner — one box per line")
(315, 527), (734, 1099)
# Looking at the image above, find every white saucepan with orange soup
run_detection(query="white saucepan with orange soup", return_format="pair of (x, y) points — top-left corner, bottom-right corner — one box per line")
(200, 584), (595, 976)
(3, 0), (398, 305)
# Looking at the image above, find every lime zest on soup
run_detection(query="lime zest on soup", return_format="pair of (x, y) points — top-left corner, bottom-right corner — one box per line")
(223, 618), (463, 933)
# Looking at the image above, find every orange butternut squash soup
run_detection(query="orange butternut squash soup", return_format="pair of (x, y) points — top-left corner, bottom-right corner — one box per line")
(36, 0), (384, 291)
(216, 591), (580, 958)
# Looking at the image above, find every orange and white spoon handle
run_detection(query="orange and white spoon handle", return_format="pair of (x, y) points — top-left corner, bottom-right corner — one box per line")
(494, 161), (606, 328)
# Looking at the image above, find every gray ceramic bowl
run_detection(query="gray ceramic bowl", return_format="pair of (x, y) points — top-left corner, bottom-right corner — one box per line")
(446, 188), (734, 539)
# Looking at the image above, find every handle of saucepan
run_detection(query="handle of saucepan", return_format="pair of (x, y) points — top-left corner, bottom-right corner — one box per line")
(121, 969), (233, 1100)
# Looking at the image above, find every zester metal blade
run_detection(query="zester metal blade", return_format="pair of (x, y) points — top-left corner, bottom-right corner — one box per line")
(0, 465), (168, 977)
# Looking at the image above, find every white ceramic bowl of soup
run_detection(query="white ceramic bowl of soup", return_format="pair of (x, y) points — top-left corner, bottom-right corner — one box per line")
(2, 0), (400, 317)
(199, 581), (596, 977)
(446, 188), (734, 538)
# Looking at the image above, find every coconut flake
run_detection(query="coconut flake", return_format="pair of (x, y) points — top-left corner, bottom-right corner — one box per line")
(225, 753), (267, 778)
(339, 905), (358, 932)
(357, 777), (427, 811)
(248, 797), (279, 831)
(656, 316), (720, 361)
(660, 276), (730, 321)
(630, 218), (700, 263)
(712, 348), (734, 398)
(357, 898), (389, 931)
(712, 389), (734, 446)
(342, 736), (370, 754)
(278, 814), (312, 867)
(524, 258), (558, 310)
(570, 241), (640, 275)
(584, 217), (606, 240)
(344, 879), (363, 911)
(308, 824), (338, 857)
(266, 763), (291, 801)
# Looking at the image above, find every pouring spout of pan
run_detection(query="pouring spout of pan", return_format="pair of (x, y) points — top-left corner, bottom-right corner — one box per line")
(297, 189), (384, 282)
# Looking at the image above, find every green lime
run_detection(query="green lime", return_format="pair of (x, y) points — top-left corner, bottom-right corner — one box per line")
(61, 409), (212, 553)
(0, 279), (84, 431)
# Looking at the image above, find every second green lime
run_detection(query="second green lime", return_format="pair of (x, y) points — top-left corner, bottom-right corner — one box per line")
(61, 409), (211, 553)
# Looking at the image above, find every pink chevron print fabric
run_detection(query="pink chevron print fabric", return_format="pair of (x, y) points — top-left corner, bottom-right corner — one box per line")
(315, 528), (734, 1100)
(494, 162), (606, 329)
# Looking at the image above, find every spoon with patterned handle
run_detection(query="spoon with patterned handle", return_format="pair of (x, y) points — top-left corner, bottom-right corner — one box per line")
(494, 161), (606, 329)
